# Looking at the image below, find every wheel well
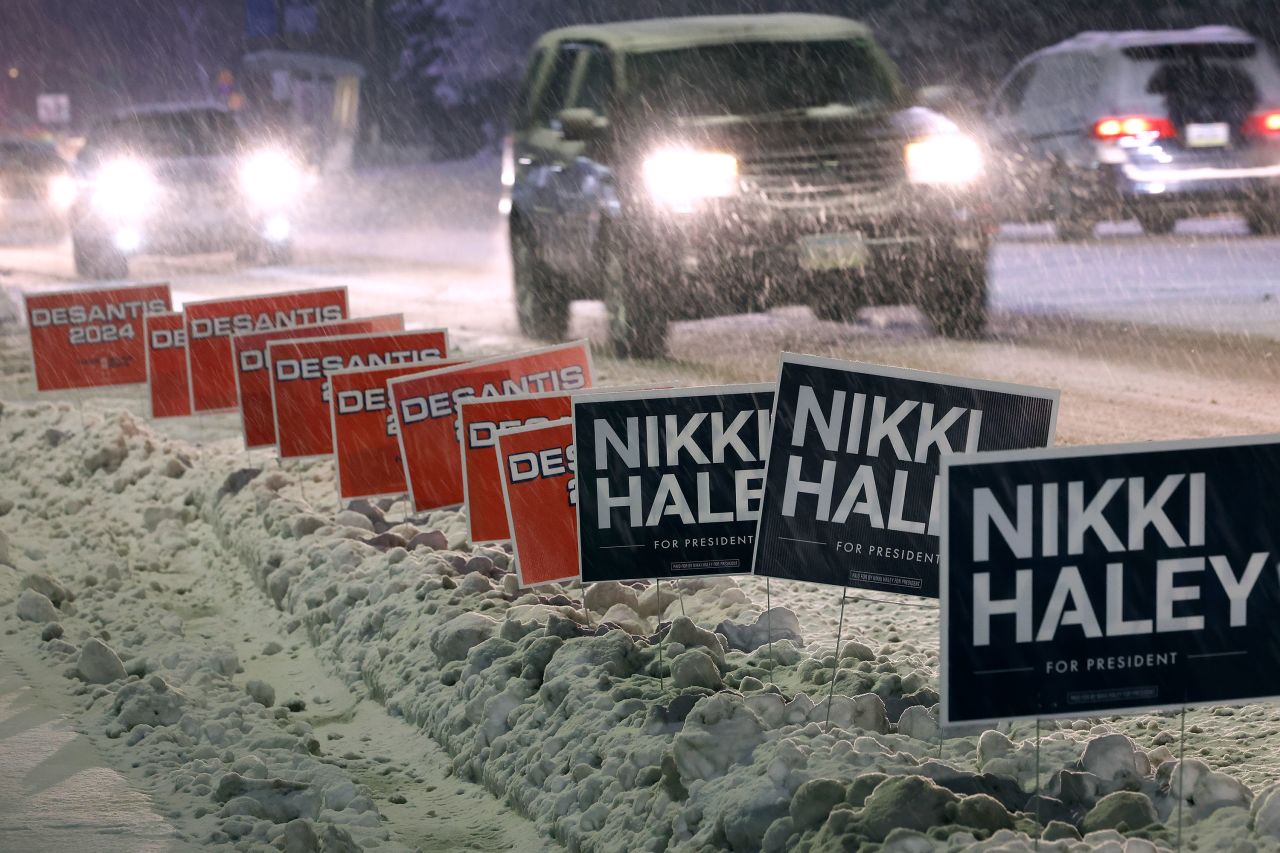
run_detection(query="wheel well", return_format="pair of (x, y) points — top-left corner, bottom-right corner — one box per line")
(508, 207), (529, 241)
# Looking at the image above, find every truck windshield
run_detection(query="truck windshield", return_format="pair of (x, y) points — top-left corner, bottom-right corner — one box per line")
(90, 111), (242, 160)
(627, 39), (900, 119)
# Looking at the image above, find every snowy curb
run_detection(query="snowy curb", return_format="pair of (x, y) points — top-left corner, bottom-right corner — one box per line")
(0, 403), (394, 850)
(6, 403), (1278, 851)
(199, 430), (1272, 850)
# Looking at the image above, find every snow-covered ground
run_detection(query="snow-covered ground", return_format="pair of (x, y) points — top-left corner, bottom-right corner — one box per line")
(5, 352), (1280, 851)
(0, 649), (186, 851)
(993, 220), (1280, 339)
(4, 159), (1280, 850)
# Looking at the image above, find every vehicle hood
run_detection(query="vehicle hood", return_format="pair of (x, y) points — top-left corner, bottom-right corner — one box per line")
(150, 155), (240, 187)
(78, 153), (241, 187)
(651, 105), (960, 156)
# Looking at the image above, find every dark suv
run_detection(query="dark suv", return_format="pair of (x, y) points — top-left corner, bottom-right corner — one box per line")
(989, 27), (1280, 239)
(504, 14), (993, 358)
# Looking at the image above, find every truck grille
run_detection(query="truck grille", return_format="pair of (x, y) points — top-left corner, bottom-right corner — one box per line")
(738, 141), (904, 209)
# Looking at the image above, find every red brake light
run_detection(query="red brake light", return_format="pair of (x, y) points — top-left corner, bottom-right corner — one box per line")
(1092, 115), (1175, 141)
(1244, 111), (1280, 137)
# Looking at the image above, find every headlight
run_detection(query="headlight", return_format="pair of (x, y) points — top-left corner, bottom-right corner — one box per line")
(48, 174), (77, 211)
(904, 134), (984, 185)
(241, 149), (303, 209)
(92, 158), (157, 220)
(643, 148), (738, 211)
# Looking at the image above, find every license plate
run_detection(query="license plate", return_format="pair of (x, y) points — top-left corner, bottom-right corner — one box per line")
(798, 232), (867, 271)
(1186, 122), (1230, 148)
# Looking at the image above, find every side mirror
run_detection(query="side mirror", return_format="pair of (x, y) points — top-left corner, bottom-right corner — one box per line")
(558, 108), (609, 142)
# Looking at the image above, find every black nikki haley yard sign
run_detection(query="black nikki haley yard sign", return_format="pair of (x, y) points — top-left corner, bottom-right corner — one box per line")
(941, 436), (1280, 725)
(754, 354), (1059, 598)
(574, 384), (773, 584)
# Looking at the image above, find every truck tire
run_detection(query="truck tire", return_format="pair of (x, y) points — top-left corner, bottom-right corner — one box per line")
(263, 240), (294, 266)
(511, 224), (570, 341)
(808, 270), (867, 323)
(1052, 180), (1097, 241)
(73, 236), (128, 280)
(923, 254), (988, 339)
(237, 239), (294, 266)
(1246, 205), (1280, 236)
(1136, 210), (1177, 235)
(602, 230), (669, 359)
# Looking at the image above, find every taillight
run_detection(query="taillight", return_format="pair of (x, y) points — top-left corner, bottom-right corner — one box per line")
(1093, 115), (1175, 141)
(1243, 110), (1280, 137)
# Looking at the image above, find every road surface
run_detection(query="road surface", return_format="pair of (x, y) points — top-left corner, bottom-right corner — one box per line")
(3, 158), (1280, 847)
(3, 157), (1280, 348)
(0, 159), (1276, 456)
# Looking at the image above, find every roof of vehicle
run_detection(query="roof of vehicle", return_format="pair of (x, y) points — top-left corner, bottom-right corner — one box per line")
(1040, 25), (1256, 56)
(535, 14), (872, 54)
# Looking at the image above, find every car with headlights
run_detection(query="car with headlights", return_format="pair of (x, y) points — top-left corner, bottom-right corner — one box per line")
(70, 104), (306, 279)
(0, 139), (74, 235)
(503, 14), (991, 358)
(988, 26), (1280, 239)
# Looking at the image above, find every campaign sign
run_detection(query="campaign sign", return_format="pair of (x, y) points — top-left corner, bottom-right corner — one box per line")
(390, 341), (593, 512)
(754, 355), (1059, 598)
(272, 329), (449, 459)
(329, 360), (463, 501)
(498, 418), (579, 588)
(941, 436), (1280, 725)
(574, 384), (774, 584)
(26, 283), (172, 391)
(233, 314), (404, 449)
(460, 392), (574, 544)
(145, 312), (190, 418)
(185, 287), (349, 413)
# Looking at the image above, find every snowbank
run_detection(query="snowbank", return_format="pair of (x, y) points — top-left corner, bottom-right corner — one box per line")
(0, 403), (395, 850)
(5, 400), (1280, 852)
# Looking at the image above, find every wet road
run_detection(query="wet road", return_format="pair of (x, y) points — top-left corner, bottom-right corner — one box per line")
(3, 158), (1278, 350)
(2, 159), (1278, 371)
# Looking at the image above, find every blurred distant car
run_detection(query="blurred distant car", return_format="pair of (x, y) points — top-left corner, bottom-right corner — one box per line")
(504, 14), (993, 358)
(988, 26), (1280, 239)
(70, 104), (305, 279)
(0, 139), (74, 232)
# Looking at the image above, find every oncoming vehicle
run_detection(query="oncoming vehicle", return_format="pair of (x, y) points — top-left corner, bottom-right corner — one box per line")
(70, 104), (306, 279)
(503, 14), (992, 359)
(989, 26), (1280, 239)
(0, 139), (74, 233)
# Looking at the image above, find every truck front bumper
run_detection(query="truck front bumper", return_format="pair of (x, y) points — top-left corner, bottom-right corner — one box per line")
(631, 183), (993, 302)
(74, 207), (292, 257)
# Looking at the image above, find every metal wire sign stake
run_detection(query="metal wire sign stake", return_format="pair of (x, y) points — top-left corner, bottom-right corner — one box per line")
(1034, 718), (1042, 851)
(1177, 705), (1187, 850)
(824, 589), (849, 731)
(654, 578), (665, 692)
(765, 576), (775, 688)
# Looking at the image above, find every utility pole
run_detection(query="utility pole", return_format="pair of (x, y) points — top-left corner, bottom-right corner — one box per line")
(276, 0), (288, 49)
(363, 0), (382, 144)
